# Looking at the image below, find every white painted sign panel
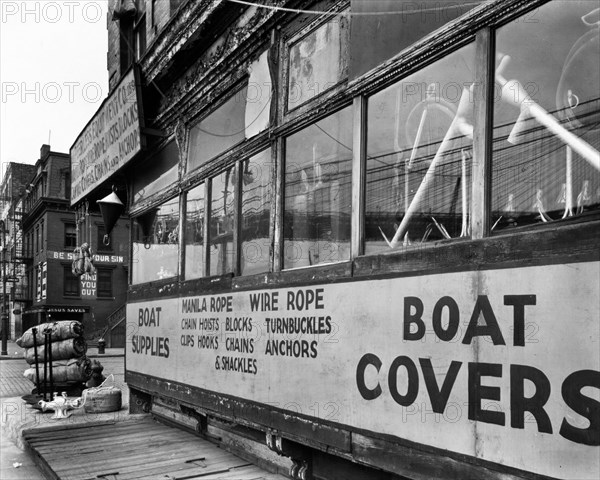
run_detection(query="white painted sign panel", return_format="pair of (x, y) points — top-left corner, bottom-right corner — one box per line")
(126, 262), (600, 479)
(70, 68), (142, 204)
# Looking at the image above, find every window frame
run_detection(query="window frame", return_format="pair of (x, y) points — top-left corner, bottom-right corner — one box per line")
(97, 267), (113, 298)
(127, 0), (599, 289)
(64, 222), (77, 249)
(279, 3), (351, 124)
(63, 265), (80, 298)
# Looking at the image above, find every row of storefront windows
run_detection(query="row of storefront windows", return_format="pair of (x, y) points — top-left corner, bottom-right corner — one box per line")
(131, 0), (599, 284)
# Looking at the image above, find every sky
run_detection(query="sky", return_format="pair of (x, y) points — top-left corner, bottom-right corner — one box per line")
(0, 0), (109, 173)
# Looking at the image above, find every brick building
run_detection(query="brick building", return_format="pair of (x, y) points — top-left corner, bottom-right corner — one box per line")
(18, 145), (129, 343)
(0, 161), (36, 339)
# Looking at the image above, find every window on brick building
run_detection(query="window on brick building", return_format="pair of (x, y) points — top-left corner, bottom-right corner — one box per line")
(97, 268), (113, 298)
(64, 223), (77, 248)
(64, 172), (70, 200)
(63, 266), (80, 297)
(40, 220), (44, 251)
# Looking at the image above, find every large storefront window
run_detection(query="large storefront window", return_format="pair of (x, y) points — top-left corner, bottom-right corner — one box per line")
(284, 107), (352, 269)
(132, 197), (179, 284)
(365, 44), (475, 253)
(491, 1), (600, 231)
(209, 168), (235, 276)
(241, 149), (272, 276)
(185, 184), (205, 280)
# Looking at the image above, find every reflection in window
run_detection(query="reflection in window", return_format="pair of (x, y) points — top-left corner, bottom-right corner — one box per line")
(185, 184), (205, 280)
(188, 88), (247, 171)
(284, 107), (352, 269)
(492, 1), (599, 231)
(350, 0), (484, 79)
(209, 168), (235, 276)
(132, 197), (179, 284)
(365, 44), (475, 254)
(288, 16), (349, 109)
(132, 141), (179, 204)
(241, 149), (272, 276)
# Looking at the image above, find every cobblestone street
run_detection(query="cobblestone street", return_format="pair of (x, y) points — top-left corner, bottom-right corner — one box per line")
(1, 340), (126, 479)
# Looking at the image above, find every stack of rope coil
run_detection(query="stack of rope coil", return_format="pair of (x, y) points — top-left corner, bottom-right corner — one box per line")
(81, 375), (122, 413)
(18, 321), (92, 386)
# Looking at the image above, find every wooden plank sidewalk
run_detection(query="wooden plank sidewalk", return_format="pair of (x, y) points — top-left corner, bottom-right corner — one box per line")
(23, 417), (288, 480)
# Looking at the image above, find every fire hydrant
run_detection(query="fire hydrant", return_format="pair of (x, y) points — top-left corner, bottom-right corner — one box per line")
(38, 392), (82, 419)
(98, 338), (106, 354)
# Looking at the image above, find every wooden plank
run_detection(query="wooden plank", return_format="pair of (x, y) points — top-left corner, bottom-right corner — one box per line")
(118, 456), (250, 480)
(24, 416), (283, 480)
(65, 447), (232, 479)
(203, 180), (211, 276)
(38, 437), (196, 462)
(471, 27), (493, 239)
(27, 423), (186, 446)
(351, 95), (366, 258)
(350, 432), (556, 480)
(26, 424), (184, 448)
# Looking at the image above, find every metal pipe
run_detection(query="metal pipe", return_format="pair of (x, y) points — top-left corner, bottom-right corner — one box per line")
(496, 55), (600, 171)
(48, 328), (54, 400)
(32, 327), (40, 394)
(1, 219), (7, 356)
(43, 331), (48, 401)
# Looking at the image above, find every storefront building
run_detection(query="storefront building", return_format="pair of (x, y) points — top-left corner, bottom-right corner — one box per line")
(20, 145), (129, 340)
(75, 1), (599, 479)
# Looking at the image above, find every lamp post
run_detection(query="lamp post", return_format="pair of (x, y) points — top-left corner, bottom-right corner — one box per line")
(1, 219), (7, 356)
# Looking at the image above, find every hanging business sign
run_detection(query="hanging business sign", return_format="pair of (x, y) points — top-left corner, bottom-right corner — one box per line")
(70, 66), (144, 205)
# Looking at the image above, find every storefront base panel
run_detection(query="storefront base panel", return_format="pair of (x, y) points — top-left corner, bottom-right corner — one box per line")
(126, 372), (558, 480)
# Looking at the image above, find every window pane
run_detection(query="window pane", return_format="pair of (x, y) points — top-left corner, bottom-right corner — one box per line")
(284, 107), (352, 269)
(188, 88), (247, 171)
(185, 184), (205, 280)
(365, 44), (475, 254)
(132, 197), (179, 284)
(492, 1), (600, 231)
(65, 223), (77, 248)
(64, 266), (80, 297)
(288, 16), (349, 110)
(132, 141), (179, 205)
(241, 149), (272, 276)
(97, 269), (112, 298)
(350, 0), (484, 79)
(209, 168), (235, 276)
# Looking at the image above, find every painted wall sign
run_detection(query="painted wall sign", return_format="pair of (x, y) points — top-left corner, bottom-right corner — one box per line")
(48, 251), (125, 264)
(126, 262), (600, 479)
(81, 273), (96, 299)
(46, 307), (88, 314)
(70, 67), (143, 205)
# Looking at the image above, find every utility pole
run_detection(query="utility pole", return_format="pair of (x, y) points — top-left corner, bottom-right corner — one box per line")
(1, 219), (7, 356)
